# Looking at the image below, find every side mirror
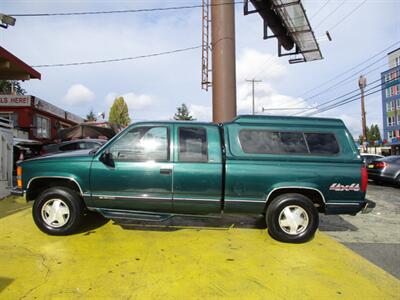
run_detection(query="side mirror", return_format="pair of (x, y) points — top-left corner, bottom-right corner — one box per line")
(100, 149), (115, 168)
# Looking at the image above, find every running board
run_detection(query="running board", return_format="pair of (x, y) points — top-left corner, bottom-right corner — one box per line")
(88, 207), (223, 222)
(95, 208), (173, 222)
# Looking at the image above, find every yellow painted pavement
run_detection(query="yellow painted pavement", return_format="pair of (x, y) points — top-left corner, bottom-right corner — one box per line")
(0, 208), (399, 299)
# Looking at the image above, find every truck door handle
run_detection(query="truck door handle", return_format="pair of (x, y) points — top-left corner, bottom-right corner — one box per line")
(160, 168), (172, 175)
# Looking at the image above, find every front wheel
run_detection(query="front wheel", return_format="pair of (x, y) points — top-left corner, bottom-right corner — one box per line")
(32, 187), (85, 235)
(266, 193), (319, 243)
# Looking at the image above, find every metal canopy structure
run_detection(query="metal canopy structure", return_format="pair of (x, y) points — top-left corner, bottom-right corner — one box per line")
(0, 46), (41, 80)
(244, 0), (323, 64)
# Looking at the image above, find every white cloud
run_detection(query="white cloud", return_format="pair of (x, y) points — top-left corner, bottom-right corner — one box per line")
(63, 84), (95, 105)
(190, 104), (212, 121)
(106, 92), (155, 111)
(236, 49), (311, 116)
(236, 48), (286, 82)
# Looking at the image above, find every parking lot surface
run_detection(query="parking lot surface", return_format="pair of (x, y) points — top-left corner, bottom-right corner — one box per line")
(0, 184), (399, 299)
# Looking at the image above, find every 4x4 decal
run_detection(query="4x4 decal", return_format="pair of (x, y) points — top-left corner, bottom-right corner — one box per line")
(329, 183), (360, 192)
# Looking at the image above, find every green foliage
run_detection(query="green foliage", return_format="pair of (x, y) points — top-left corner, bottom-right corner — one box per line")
(174, 103), (195, 121)
(0, 80), (26, 95)
(86, 110), (97, 122)
(108, 97), (131, 127)
(359, 124), (382, 145)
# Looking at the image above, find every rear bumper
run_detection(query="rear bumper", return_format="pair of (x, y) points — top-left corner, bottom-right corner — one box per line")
(325, 199), (375, 215)
(11, 188), (24, 197)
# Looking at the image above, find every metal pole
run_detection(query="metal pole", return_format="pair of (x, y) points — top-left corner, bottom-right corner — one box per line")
(211, 0), (236, 123)
(359, 75), (367, 153)
(246, 79), (262, 115)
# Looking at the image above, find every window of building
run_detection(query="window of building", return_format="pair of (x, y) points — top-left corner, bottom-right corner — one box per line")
(178, 127), (208, 162)
(35, 115), (50, 138)
(387, 101), (395, 112)
(388, 116), (395, 126)
(109, 126), (169, 161)
(388, 130), (395, 139)
(385, 88), (390, 98)
(397, 99), (400, 109)
(0, 112), (18, 125)
(395, 56), (400, 67)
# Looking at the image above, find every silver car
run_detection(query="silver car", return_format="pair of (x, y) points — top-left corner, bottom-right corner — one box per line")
(367, 155), (400, 186)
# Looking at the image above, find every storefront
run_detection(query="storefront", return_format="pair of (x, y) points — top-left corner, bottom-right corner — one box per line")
(0, 94), (84, 143)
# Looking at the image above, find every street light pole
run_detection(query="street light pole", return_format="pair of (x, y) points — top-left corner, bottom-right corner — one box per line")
(358, 75), (367, 153)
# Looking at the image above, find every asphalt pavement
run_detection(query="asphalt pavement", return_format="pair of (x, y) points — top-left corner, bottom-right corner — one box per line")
(320, 182), (400, 279)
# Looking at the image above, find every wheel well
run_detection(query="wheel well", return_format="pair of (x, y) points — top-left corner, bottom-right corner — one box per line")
(26, 178), (82, 202)
(265, 188), (325, 213)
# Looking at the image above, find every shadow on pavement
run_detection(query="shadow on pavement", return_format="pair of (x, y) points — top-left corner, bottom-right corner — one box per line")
(319, 215), (358, 232)
(74, 212), (110, 235)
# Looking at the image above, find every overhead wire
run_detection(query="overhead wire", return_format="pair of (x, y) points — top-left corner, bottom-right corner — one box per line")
(31, 45), (202, 68)
(327, 0), (368, 31)
(304, 77), (398, 116)
(309, 0), (331, 20)
(314, 0), (346, 28)
(10, 1), (244, 17)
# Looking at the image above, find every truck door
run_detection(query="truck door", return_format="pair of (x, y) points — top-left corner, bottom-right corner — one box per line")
(89, 124), (173, 212)
(172, 124), (223, 213)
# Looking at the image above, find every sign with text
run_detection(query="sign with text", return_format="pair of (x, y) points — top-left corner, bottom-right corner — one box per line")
(0, 95), (31, 106)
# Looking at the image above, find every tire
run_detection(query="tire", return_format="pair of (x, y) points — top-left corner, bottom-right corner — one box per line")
(266, 193), (319, 243)
(32, 187), (85, 235)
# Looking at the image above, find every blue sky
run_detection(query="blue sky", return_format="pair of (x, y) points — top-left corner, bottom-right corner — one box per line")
(1, 0), (399, 136)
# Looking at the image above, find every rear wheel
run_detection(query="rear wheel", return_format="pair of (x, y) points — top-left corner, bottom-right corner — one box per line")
(266, 193), (319, 243)
(32, 187), (85, 235)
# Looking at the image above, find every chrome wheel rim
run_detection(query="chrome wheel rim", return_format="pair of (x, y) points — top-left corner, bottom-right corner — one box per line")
(41, 199), (70, 228)
(278, 205), (309, 235)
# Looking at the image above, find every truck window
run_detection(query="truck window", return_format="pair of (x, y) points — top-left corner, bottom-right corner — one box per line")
(178, 127), (208, 162)
(109, 126), (169, 161)
(238, 130), (307, 154)
(304, 133), (339, 154)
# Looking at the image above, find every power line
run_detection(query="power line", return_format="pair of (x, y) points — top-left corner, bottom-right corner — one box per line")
(305, 77), (398, 116)
(310, 0), (331, 20)
(308, 86), (382, 116)
(297, 40), (399, 98)
(10, 1), (244, 17)
(314, 0), (346, 28)
(297, 77), (382, 116)
(327, 0), (368, 31)
(31, 45), (202, 68)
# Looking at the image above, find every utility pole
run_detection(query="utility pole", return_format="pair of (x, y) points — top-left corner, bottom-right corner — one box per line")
(358, 75), (367, 153)
(246, 79), (262, 115)
(211, 0), (236, 123)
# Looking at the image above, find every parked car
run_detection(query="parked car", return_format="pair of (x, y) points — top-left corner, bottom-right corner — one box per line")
(42, 139), (106, 154)
(13, 115), (370, 243)
(360, 153), (384, 166)
(367, 156), (400, 185)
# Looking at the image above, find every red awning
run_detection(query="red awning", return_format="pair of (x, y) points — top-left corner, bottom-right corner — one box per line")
(0, 46), (41, 80)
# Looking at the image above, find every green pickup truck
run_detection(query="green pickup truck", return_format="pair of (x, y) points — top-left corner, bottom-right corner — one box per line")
(13, 115), (370, 243)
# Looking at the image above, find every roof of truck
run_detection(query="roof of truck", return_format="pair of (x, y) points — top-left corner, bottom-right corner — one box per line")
(231, 115), (345, 127)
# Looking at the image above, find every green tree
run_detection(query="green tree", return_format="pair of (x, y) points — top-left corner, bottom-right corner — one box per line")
(109, 97), (131, 127)
(0, 80), (26, 95)
(86, 109), (97, 122)
(174, 103), (195, 121)
(359, 124), (382, 145)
